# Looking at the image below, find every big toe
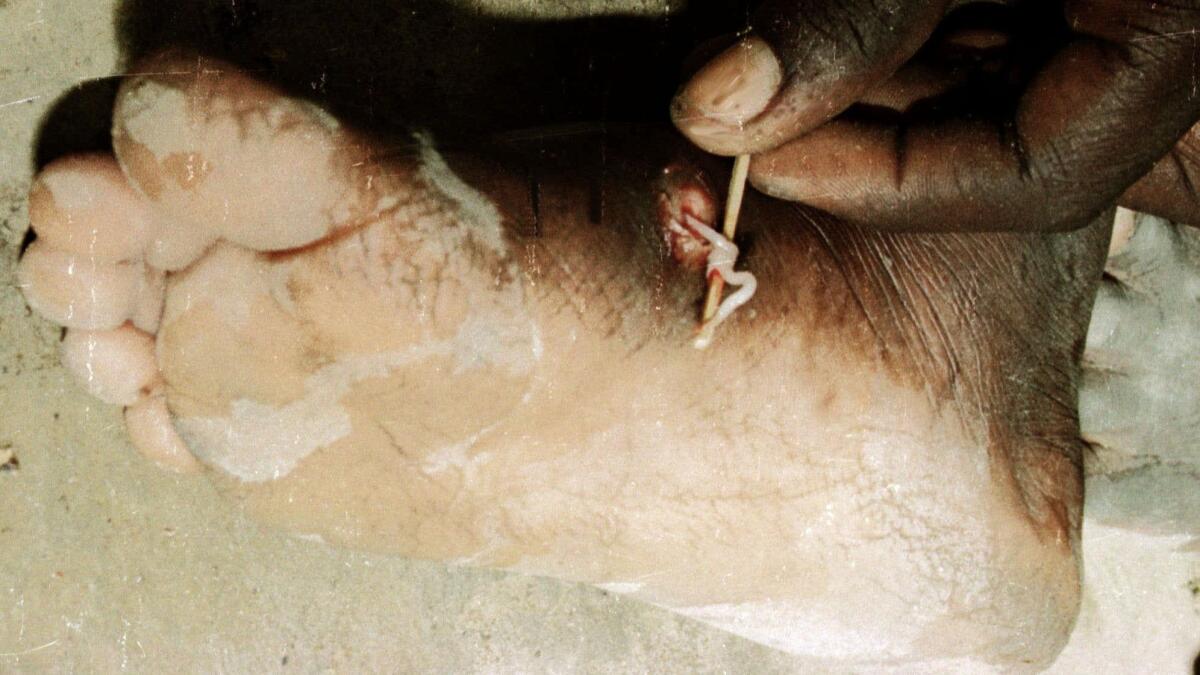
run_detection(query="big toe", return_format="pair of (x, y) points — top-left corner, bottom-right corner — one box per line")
(112, 50), (410, 252)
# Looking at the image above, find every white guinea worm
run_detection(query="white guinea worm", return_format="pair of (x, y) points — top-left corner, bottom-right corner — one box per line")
(684, 212), (757, 350)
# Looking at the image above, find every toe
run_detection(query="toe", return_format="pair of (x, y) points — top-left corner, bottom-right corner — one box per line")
(17, 240), (141, 330)
(142, 219), (219, 271)
(125, 395), (203, 474)
(28, 154), (153, 263)
(59, 324), (161, 406)
(130, 264), (166, 333)
(112, 50), (407, 253)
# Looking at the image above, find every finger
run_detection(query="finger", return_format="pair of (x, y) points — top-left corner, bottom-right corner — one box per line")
(750, 1), (1200, 232)
(860, 18), (1014, 112)
(671, 0), (949, 156)
(1119, 121), (1200, 227)
(857, 59), (967, 112)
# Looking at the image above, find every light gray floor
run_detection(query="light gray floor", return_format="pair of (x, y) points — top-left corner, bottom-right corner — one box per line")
(2, 1), (1197, 673)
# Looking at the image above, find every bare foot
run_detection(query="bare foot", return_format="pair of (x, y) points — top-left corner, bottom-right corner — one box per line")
(17, 50), (1111, 671)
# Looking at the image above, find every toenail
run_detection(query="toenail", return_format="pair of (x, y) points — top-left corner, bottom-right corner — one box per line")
(675, 36), (782, 133)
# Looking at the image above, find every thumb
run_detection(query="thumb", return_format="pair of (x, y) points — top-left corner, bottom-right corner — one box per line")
(672, 0), (948, 156)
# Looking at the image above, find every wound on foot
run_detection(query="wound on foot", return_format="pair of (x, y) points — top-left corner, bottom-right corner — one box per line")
(654, 163), (757, 348)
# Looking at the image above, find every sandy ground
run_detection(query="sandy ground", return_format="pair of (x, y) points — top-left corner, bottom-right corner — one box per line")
(1, 1), (1197, 672)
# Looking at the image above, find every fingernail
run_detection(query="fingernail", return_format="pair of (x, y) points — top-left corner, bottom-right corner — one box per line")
(679, 36), (782, 127)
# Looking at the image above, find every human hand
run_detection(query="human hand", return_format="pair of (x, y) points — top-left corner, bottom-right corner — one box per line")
(671, 0), (1200, 232)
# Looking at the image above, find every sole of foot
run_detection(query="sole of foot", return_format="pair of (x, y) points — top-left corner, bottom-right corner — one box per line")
(18, 49), (1117, 670)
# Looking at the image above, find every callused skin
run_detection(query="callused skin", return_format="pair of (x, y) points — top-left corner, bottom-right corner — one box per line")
(20, 52), (1109, 669)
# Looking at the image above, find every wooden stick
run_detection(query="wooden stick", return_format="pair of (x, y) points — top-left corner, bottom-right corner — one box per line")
(701, 154), (751, 322)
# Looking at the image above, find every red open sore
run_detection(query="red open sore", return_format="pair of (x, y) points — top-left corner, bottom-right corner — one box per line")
(655, 164), (720, 271)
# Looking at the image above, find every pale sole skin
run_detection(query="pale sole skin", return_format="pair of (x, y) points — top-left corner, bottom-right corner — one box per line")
(17, 51), (1111, 671)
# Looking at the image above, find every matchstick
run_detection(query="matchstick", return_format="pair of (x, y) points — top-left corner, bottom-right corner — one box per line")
(701, 153), (751, 323)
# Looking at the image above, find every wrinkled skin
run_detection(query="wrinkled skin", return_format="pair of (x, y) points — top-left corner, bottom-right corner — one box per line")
(16, 50), (1112, 670)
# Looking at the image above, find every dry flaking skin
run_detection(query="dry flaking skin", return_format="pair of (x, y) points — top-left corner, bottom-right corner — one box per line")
(16, 50), (1113, 671)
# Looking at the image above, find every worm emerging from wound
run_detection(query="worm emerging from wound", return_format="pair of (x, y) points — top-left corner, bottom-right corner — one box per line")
(694, 154), (755, 349)
(688, 212), (757, 349)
